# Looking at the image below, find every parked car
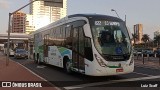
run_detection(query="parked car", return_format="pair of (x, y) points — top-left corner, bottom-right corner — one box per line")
(142, 49), (154, 57)
(133, 49), (142, 56)
(14, 49), (28, 59)
(133, 50), (137, 56)
(137, 50), (142, 56)
(154, 49), (160, 57)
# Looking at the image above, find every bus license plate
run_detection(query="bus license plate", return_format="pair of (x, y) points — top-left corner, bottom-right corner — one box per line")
(116, 68), (123, 72)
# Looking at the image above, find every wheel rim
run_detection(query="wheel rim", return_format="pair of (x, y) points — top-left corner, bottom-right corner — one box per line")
(66, 61), (71, 72)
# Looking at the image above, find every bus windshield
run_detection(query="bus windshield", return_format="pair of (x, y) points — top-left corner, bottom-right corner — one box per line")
(91, 20), (131, 56)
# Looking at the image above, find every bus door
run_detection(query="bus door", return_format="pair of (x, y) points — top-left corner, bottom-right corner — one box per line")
(72, 27), (85, 72)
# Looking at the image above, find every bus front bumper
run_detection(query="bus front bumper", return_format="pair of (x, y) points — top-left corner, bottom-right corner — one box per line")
(85, 63), (134, 76)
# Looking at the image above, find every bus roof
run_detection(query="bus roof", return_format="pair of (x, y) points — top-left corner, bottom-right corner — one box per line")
(68, 14), (123, 22)
(33, 14), (124, 35)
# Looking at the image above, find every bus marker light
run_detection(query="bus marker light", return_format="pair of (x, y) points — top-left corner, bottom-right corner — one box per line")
(85, 63), (89, 67)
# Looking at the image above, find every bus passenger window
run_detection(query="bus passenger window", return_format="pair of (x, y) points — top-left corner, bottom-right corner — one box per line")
(65, 26), (72, 47)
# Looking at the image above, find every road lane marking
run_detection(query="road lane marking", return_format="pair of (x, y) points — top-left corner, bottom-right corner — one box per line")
(132, 72), (153, 77)
(37, 65), (46, 68)
(64, 75), (160, 90)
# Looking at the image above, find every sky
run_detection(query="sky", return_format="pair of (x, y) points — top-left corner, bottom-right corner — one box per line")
(0, 0), (160, 39)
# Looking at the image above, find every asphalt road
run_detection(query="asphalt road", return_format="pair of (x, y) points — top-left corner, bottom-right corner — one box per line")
(10, 57), (160, 90)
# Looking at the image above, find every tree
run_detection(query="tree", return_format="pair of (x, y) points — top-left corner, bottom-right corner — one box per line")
(132, 33), (138, 45)
(141, 34), (150, 47)
(154, 35), (160, 47)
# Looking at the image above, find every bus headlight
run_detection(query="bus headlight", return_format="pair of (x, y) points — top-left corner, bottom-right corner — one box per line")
(94, 54), (107, 67)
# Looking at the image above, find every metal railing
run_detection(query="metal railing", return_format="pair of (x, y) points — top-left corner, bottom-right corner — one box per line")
(134, 53), (160, 66)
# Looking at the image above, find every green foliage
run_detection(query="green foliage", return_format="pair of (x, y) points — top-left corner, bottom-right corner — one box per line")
(132, 33), (138, 45)
(154, 35), (160, 43)
(141, 34), (149, 43)
(141, 34), (150, 48)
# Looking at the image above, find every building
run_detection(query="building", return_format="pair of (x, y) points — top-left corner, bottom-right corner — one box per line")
(12, 11), (26, 33)
(25, 14), (35, 34)
(134, 24), (143, 44)
(154, 30), (160, 38)
(30, 0), (67, 30)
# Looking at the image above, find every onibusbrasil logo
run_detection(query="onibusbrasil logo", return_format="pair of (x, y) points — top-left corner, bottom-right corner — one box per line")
(1, 82), (42, 87)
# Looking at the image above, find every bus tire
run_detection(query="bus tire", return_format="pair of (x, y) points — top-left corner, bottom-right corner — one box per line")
(65, 61), (72, 73)
(64, 58), (72, 73)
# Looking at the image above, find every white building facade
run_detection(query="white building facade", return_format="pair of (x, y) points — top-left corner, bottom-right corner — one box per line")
(25, 14), (35, 34)
(134, 24), (143, 44)
(30, 0), (67, 30)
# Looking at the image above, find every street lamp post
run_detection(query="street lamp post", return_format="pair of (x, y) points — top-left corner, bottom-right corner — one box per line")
(6, 13), (11, 66)
(6, 0), (37, 66)
(111, 9), (126, 25)
(125, 14), (126, 25)
(6, 0), (63, 66)
(111, 9), (120, 19)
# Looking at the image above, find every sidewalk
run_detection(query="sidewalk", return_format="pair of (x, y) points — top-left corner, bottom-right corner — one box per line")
(0, 51), (59, 90)
(134, 56), (160, 69)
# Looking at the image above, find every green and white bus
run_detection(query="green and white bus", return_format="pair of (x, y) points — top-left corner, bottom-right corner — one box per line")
(33, 14), (134, 76)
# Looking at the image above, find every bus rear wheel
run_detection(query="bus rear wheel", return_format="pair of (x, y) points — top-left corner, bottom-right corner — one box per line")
(64, 60), (72, 73)
(37, 54), (41, 65)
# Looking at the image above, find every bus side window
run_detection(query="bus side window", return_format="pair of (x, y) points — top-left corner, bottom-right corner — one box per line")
(61, 25), (65, 46)
(65, 25), (72, 48)
(52, 28), (55, 45)
(85, 37), (93, 61)
(79, 27), (84, 56)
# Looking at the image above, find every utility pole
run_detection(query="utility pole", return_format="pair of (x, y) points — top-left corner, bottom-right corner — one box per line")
(6, 0), (63, 66)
